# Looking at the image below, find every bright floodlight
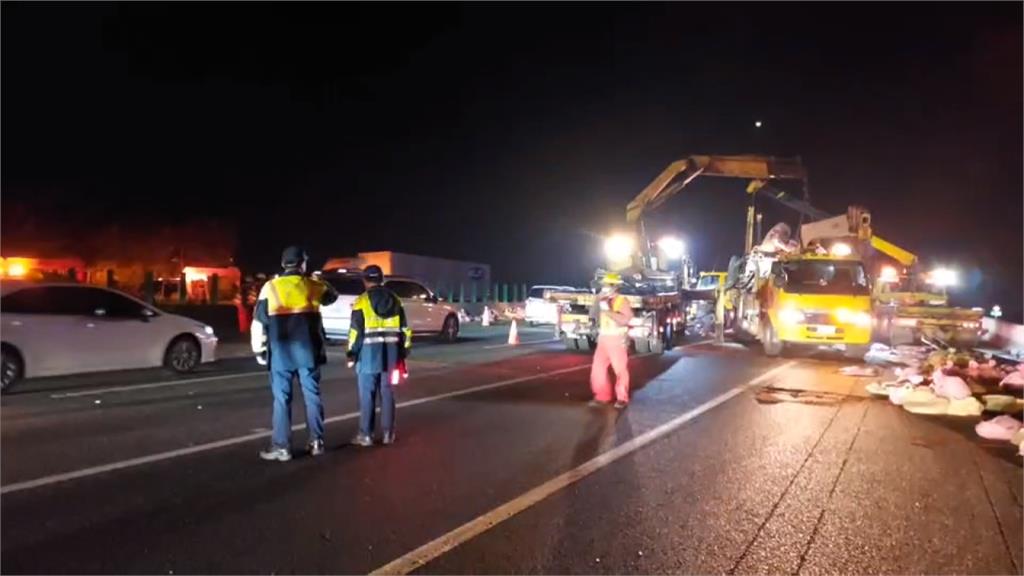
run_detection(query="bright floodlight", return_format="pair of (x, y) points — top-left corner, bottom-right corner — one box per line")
(755, 120), (763, 128)
(929, 267), (958, 287)
(604, 234), (635, 262)
(658, 236), (685, 260)
(878, 265), (899, 283)
(830, 242), (852, 257)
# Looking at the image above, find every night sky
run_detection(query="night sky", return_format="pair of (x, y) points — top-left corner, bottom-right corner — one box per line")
(3, 3), (1021, 319)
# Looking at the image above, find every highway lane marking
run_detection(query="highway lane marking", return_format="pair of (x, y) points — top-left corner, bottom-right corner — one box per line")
(48, 371), (267, 399)
(369, 359), (798, 575)
(482, 338), (561, 349)
(2, 362), (598, 495)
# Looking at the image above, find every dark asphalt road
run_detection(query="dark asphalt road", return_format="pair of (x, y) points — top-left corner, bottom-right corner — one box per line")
(2, 327), (1021, 575)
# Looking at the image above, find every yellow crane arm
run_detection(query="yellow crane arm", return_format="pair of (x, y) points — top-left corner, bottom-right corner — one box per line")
(625, 155), (807, 223)
(869, 235), (917, 268)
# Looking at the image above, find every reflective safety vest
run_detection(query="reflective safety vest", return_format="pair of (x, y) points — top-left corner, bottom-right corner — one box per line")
(599, 295), (630, 337)
(263, 275), (330, 316)
(348, 294), (412, 348)
(257, 274), (333, 370)
(348, 289), (412, 374)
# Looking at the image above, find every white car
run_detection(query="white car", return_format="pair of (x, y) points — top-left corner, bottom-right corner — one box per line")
(525, 285), (575, 326)
(319, 273), (461, 342)
(1, 281), (218, 391)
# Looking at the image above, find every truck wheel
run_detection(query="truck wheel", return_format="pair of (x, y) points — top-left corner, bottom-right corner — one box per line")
(762, 321), (783, 357)
(650, 336), (666, 354)
(634, 337), (651, 354)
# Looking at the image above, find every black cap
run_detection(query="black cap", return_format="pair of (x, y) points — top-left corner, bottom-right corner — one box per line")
(281, 246), (308, 268)
(363, 265), (384, 283)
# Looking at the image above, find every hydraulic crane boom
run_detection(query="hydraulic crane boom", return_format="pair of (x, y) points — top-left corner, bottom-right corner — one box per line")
(625, 155), (808, 255)
(626, 155), (808, 223)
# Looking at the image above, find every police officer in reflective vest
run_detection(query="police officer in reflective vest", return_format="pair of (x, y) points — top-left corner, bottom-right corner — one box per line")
(346, 265), (411, 446)
(589, 273), (634, 409)
(253, 246), (338, 461)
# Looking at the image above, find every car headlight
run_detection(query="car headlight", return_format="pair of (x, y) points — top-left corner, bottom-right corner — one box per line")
(201, 325), (215, 336)
(836, 308), (872, 327)
(778, 308), (806, 324)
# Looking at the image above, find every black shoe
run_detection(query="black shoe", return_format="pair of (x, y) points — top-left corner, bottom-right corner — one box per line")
(382, 431), (396, 446)
(613, 401), (629, 410)
(588, 399), (612, 408)
(308, 439), (325, 456)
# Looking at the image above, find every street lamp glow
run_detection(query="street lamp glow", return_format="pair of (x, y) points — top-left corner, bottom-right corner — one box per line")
(754, 120), (763, 128)
(604, 234), (635, 262)
(658, 236), (685, 260)
(929, 267), (958, 287)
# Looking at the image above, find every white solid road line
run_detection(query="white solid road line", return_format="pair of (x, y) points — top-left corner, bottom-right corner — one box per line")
(369, 360), (798, 575)
(49, 371), (267, 399)
(3, 363), (595, 495)
(482, 338), (561, 349)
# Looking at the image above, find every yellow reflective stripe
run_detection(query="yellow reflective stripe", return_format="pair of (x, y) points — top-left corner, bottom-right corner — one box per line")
(266, 281), (284, 311)
(403, 326), (412, 348)
(266, 276), (323, 316)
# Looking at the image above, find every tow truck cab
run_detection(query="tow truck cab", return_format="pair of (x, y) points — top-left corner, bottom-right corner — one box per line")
(763, 255), (873, 355)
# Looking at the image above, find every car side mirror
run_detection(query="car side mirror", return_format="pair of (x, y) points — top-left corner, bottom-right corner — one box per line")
(141, 308), (155, 322)
(426, 294), (439, 304)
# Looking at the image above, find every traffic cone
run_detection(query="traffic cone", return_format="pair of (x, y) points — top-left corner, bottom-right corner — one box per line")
(482, 306), (491, 327)
(508, 319), (520, 345)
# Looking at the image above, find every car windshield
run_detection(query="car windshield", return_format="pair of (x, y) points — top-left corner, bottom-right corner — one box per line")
(781, 260), (869, 295)
(696, 276), (720, 290)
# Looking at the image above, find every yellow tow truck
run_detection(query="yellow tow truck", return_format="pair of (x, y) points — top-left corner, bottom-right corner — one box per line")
(625, 154), (875, 357)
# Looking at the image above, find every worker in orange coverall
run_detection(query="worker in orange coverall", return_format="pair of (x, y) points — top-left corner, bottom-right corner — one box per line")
(589, 273), (634, 409)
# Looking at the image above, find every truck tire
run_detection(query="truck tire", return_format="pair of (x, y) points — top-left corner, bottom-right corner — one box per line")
(650, 336), (666, 354)
(564, 337), (580, 351)
(762, 321), (783, 357)
(634, 337), (651, 354)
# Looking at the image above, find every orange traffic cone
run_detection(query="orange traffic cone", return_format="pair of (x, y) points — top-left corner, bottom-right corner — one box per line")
(508, 319), (520, 345)
(482, 306), (491, 327)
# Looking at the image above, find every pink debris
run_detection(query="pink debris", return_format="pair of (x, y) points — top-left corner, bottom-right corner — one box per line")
(931, 370), (972, 400)
(1000, 370), (1024, 390)
(976, 415), (1023, 441)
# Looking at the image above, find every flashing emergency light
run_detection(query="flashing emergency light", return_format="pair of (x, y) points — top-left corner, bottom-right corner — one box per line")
(830, 242), (852, 257)
(929, 267), (958, 287)
(6, 262), (28, 277)
(657, 236), (686, 260)
(604, 234), (635, 262)
(878, 265), (900, 283)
